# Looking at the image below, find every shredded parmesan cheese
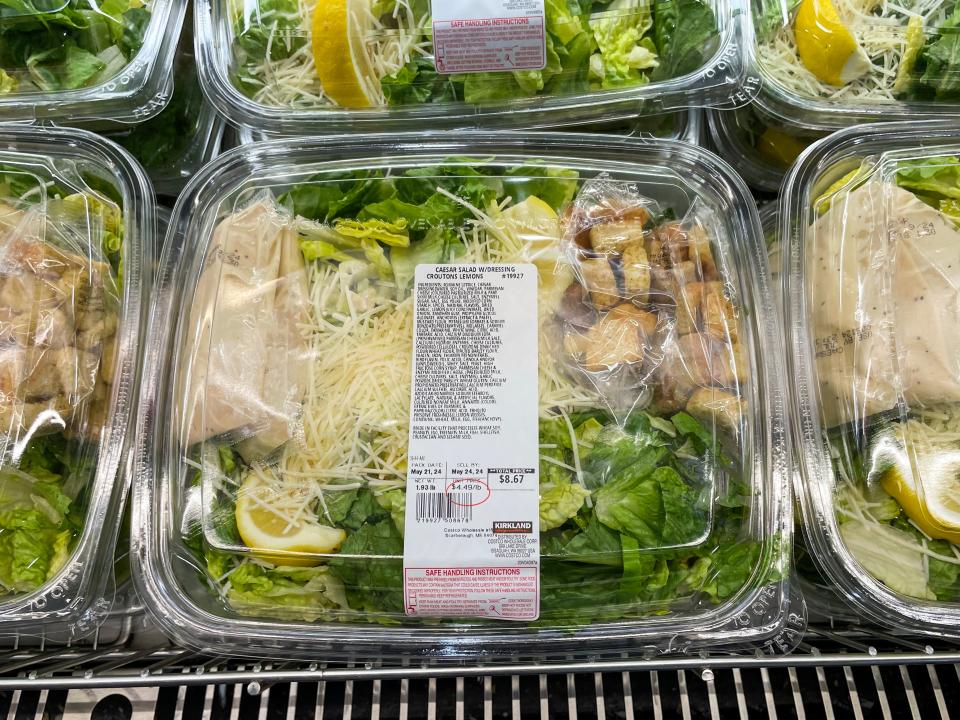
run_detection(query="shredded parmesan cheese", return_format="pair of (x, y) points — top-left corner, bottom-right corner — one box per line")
(236, 0), (431, 109)
(756, 0), (954, 104)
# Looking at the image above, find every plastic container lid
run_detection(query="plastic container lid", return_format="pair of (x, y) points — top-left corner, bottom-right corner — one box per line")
(133, 132), (795, 659)
(748, 0), (960, 129)
(106, 20), (225, 196)
(707, 106), (822, 194)
(195, 0), (746, 133)
(782, 119), (960, 637)
(0, 0), (187, 123)
(0, 123), (153, 639)
(231, 109), (703, 147)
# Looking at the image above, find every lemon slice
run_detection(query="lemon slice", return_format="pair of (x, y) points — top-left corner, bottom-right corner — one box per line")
(794, 0), (871, 86)
(498, 197), (571, 311)
(881, 452), (960, 544)
(236, 471), (346, 566)
(312, 0), (381, 108)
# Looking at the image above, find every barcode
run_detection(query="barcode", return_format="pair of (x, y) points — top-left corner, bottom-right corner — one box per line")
(415, 492), (473, 523)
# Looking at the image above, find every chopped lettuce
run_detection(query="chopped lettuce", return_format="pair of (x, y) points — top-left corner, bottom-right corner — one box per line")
(0, 435), (85, 594)
(894, 5), (960, 103)
(502, 165), (580, 209)
(0, 69), (16, 94)
(896, 155), (960, 201)
(539, 483), (590, 531)
(0, 0), (148, 93)
(650, 0), (717, 80)
(193, 409), (767, 622)
(840, 519), (936, 600)
(208, 552), (348, 621)
(589, 0), (659, 89)
(333, 218), (410, 246)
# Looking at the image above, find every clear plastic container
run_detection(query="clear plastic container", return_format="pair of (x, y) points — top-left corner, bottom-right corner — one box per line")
(708, 106), (824, 194)
(748, 0), (960, 129)
(783, 119), (960, 637)
(195, 0), (747, 133)
(0, 0), (187, 124)
(231, 109), (703, 147)
(106, 19), (225, 196)
(133, 132), (795, 659)
(0, 123), (153, 639)
(759, 200), (858, 626)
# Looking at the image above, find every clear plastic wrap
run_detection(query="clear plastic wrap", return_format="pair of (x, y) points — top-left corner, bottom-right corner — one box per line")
(0, 0), (187, 123)
(133, 133), (795, 660)
(0, 123), (152, 638)
(783, 119), (960, 636)
(196, 0), (747, 133)
(748, 0), (960, 129)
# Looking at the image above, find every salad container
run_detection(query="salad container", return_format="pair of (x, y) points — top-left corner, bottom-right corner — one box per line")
(0, 123), (153, 639)
(107, 20), (226, 196)
(0, 0), (187, 124)
(748, 0), (960, 129)
(783, 120), (960, 636)
(707, 106), (823, 194)
(195, 0), (748, 134)
(133, 132), (796, 660)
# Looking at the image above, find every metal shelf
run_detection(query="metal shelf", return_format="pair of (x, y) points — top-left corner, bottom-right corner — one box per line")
(0, 623), (956, 683)
(2, 628), (959, 719)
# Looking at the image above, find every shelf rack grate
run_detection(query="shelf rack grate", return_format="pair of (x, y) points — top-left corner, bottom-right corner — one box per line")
(1, 624), (959, 718)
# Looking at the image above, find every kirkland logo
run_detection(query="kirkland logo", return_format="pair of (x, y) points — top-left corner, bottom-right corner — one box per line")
(493, 521), (533, 534)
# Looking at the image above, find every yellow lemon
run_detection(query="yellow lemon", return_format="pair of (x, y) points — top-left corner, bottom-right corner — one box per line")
(312, 0), (380, 108)
(756, 128), (808, 169)
(880, 458), (960, 544)
(794, 0), (871, 86)
(236, 472), (346, 566)
(499, 196), (571, 310)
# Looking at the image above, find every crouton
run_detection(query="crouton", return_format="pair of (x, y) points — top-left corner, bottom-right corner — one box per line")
(621, 240), (651, 298)
(578, 256), (620, 309)
(589, 219), (646, 255)
(685, 387), (745, 436)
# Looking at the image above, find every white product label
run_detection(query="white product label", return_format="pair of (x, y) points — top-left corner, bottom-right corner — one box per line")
(403, 264), (540, 621)
(431, 0), (547, 75)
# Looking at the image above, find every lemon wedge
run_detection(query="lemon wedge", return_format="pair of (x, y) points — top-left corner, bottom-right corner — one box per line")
(794, 0), (871, 86)
(312, 0), (381, 108)
(756, 128), (808, 169)
(880, 453), (960, 544)
(236, 471), (346, 566)
(498, 197), (571, 311)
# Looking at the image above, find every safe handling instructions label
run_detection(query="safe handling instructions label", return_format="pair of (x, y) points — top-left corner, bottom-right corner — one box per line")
(403, 264), (540, 621)
(431, 0), (546, 74)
